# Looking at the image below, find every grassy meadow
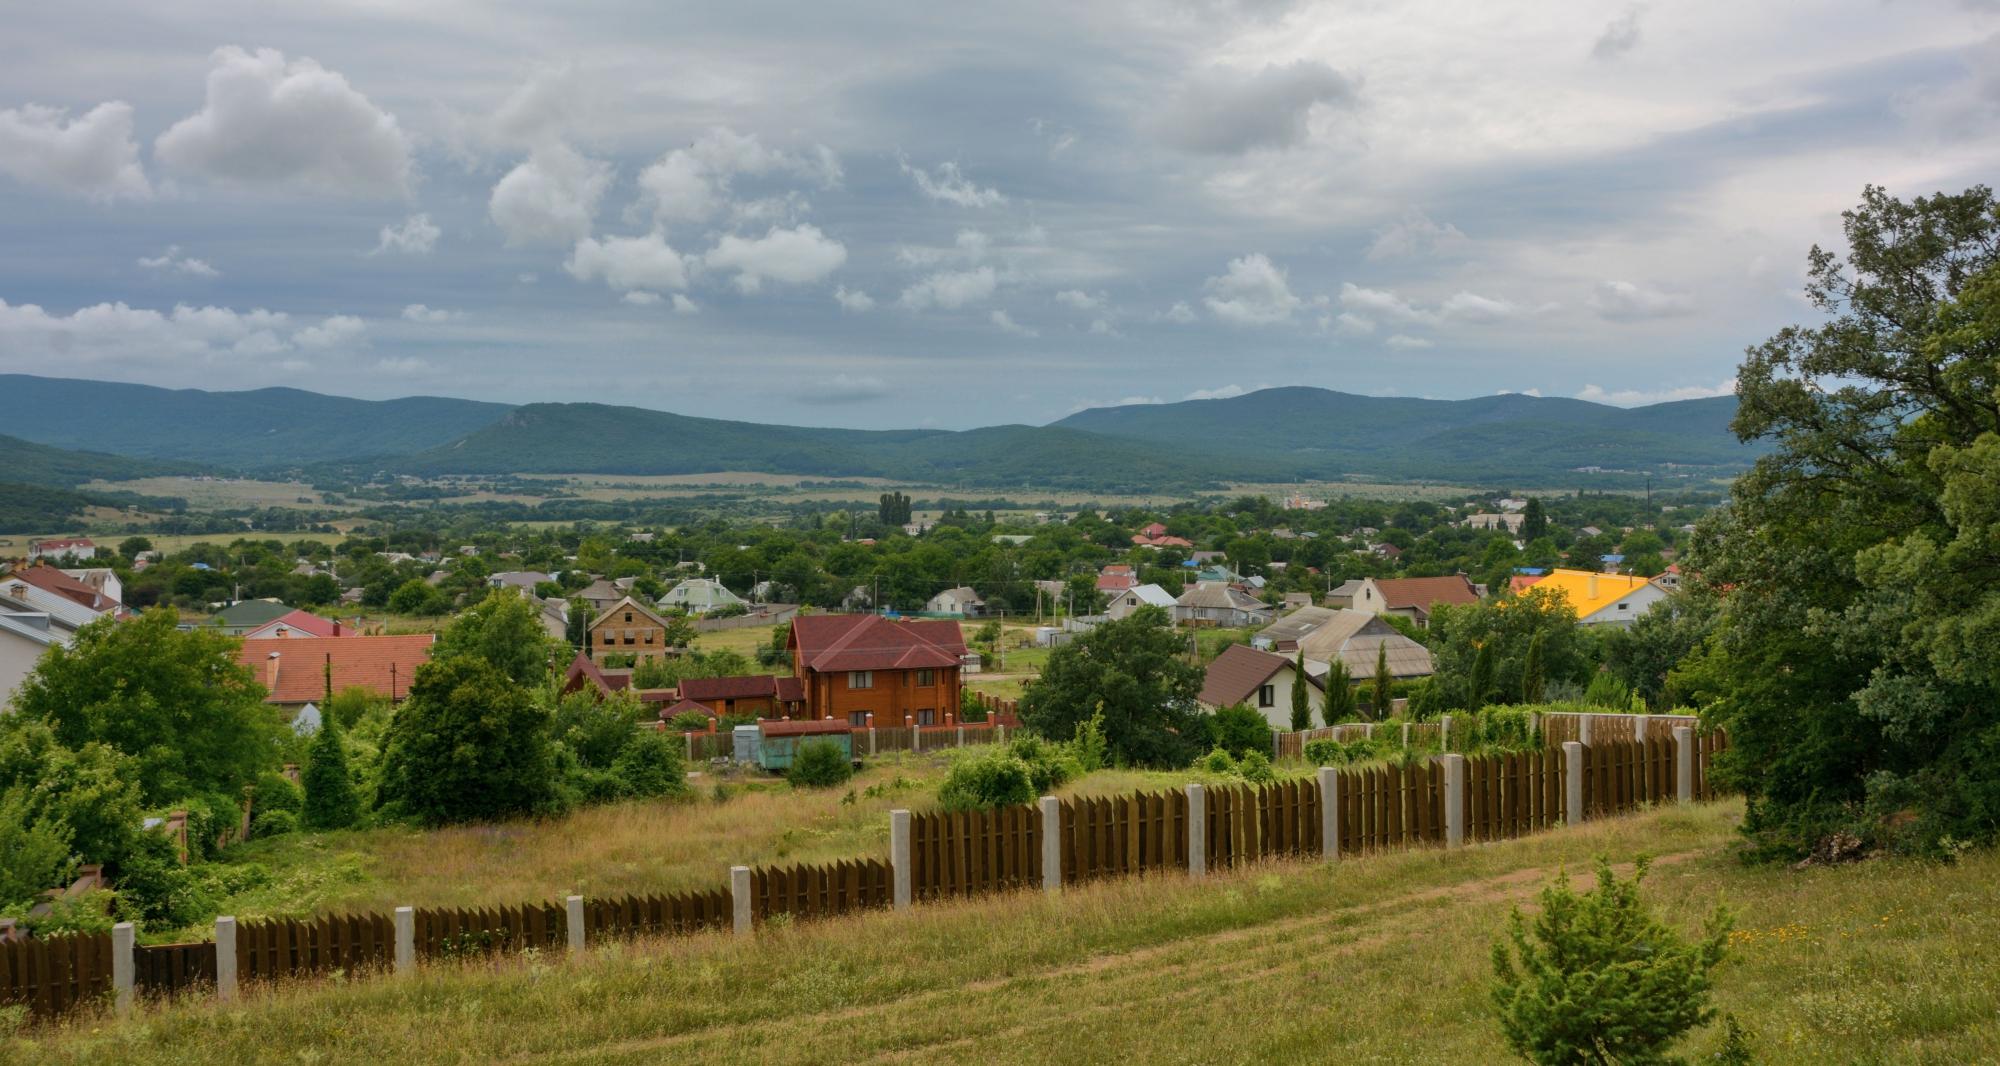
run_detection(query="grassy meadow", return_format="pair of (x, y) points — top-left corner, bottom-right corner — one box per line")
(14, 799), (1999, 1063)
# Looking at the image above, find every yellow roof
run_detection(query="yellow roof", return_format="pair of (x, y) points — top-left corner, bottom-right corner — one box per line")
(1531, 568), (1657, 618)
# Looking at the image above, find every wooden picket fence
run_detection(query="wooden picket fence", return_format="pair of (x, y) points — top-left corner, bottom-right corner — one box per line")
(4, 732), (1730, 1023)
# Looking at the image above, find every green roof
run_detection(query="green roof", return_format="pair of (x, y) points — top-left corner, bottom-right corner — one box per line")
(213, 600), (293, 627)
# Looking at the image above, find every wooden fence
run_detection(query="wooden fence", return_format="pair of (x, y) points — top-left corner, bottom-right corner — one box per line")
(5, 732), (1728, 1023)
(1277, 711), (1704, 760)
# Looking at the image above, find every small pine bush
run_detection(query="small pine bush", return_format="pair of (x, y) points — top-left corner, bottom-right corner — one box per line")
(1071, 708), (1109, 773)
(788, 739), (853, 788)
(301, 718), (360, 830)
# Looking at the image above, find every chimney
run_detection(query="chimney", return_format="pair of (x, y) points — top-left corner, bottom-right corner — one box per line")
(332, 619), (342, 637)
(266, 651), (281, 692)
(1588, 574), (1600, 599)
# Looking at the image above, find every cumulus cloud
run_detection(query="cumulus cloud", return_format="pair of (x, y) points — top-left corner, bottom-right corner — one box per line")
(1439, 291), (1526, 323)
(0, 101), (151, 201)
(990, 310), (1038, 337)
(1338, 282), (1431, 323)
(1591, 279), (1695, 320)
(637, 128), (839, 225)
(1366, 210), (1467, 261)
(900, 158), (1005, 207)
(487, 62), (588, 149)
(400, 304), (463, 322)
(1203, 254), (1304, 325)
(489, 143), (613, 247)
(1592, 7), (1645, 61)
(796, 373), (893, 404)
(1576, 379), (1736, 406)
(1183, 384), (1247, 401)
(566, 232), (690, 293)
(1157, 60), (1359, 154)
(373, 214), (440, 255)
(621, 290), (661, 306)
(1055, 289), (1104, 311)
(833, 286), (876, 312)
(154, 47), (410, 195)
(1088, 318), (1121, 337)
(1331, 312), (1375, 335)
(1385, 334), (1433, 350)
(0, 297), (364, 366)
(899, 266), (998, 310)
(702, 224), (847, 292)
(137, 246), (219, 278)
(672, 293), (700, 314)
(1164, 301), (1198, 324)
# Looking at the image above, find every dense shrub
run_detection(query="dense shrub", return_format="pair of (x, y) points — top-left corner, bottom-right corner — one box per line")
(111, 832), (212, 928)
(1207, 704), (1272, 760)
(789, 740), (853, 788)
(249, 808), (298, 837)
(1237, 751), (1275, 784)
(253, 772), (303, 815)
(938, 750), (1036, 811)
(1006, 735), (1080, 793)
(1200, 748), (1237, 774)
(376, 657), (561, 826)
(0, 788), (72, 911)
(667, 709), (716, 732)
(1071, 709), (1109, 774)
(612, 730), (690, 799)
(301, 718), (360, 830)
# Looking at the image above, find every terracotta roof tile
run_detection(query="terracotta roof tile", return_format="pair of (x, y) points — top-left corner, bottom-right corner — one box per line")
(239, 634), (433, 705)
(790, 614), (965, 672)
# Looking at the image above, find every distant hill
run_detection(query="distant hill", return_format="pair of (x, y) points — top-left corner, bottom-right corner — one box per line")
(1, 376), (1761, 490)
(1052, 388), (1761, 482)
(0, 433), (196, 488)
(0, 374), (512, 469)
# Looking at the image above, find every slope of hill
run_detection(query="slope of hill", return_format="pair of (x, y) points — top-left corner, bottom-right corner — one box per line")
(0, 433), (196, 487)
(1054, 387), (1762, 480)
(0, 374), (512, 469)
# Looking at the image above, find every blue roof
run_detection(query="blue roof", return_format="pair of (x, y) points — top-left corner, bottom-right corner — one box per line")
(1601, 554), (1626, 564)
(1513, 567), (1547, 575)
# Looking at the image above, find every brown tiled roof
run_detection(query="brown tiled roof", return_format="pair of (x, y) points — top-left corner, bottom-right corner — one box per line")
(1371, 576), (1480, 612)
(563, 652), (630, 695)
(11, 564), (117, 612)
(238, 634), (433, 705)
(790, 614), (966, 672)
(681, 674), (785, 701)
(775, 675), (805, 702)
(1198, 643), (1304, 707)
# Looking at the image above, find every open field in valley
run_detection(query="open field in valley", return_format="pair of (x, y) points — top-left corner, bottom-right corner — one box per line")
(81, 477), (348, 511)
(16, 800), (2000, 1064)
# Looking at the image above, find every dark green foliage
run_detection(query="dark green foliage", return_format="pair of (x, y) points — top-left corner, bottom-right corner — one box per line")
(13, 609), (280, 806)
(301, 718), (360, 830)
(1007, 734), (1080, 793)
(611, 730), (690, 799)
(667, 709), (716, 732)
(430, 588), (560, 686)
(1237, 750), (1275, 784)
(1429, 588), (1589, 714)
(550, 690), (645, 769)
(250, 808), (298, 836)
(253, 772), (302, 815)
(1207, 703), (1272, 760)
(1470, 643), (1495, 713)
(1290, 651), (1312, 731)
(0, 721), (142, 870)
(937, 750), (1036, 811)
(1020, 607), (1207, 767)
(1371, 644), (1392, 719)
(878, 491), (913, 526)
(1490, 857), (1730, 1065)
(1600, 593), (1715, 711)
(0, 432), (195, 488)
(0, 788), (73, 910)
(1521, 497), (1548, 541)
(788, 739), (853, 788)
(1520, 631), (1546, 704)
(375, 657), (560, 825)
(1322, 660), (1356, 725)
(1583, 673), (1634, 711)
(110, 832), (212, 928)
(1071, 709), (1109, 773)
(1200, 748), (1237, 774)
(388, 578), (448, 615)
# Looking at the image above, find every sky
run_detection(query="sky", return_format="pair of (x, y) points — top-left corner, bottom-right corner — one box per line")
(1, 1), (1996, 429)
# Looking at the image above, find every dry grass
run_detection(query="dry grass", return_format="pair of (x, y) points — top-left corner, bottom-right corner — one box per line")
(17, 800), (1999, 1064)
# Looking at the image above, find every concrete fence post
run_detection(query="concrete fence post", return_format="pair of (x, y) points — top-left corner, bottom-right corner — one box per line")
(891, 809), (912, 910)
(1401, 722), (1410, 748)
(215, 916), (238, 1003)
(1528, 712), (1540, 742)
(1441, 755), (1466, 848)
(1186, 784), (1207, 879)
(1317, 767), (1339, 861)
(997, 723), (1007, 746)
(566, 895), (585, 955)
(1674, 726), (1694, 804)
(869, 726), (878, 756)
(957, 723), (966, 748)
(1564, 741), (1585, 826)
(393, 906), (413, 974)
(686, 732), (697, 762)
(731, 867), (753, 935)
(112, 921), (135, 1017)
(1441, 715), (1453, 751)
(1634, 714), (1651, 743)
(1579, 714), (1594, 747)
(1040, 796), (1061, 891)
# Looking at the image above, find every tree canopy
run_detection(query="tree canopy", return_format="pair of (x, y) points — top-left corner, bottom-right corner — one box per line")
(430, 587), (560, 687)
(1019, 607), (1206, 767)
(374, 656), (559, 825)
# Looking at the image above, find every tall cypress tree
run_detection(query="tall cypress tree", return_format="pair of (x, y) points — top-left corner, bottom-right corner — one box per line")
(1521, 497), (1548, 541)
(1469, 643), (1495, 714)
(301, 717), (360, 830)
(1372, 643), (1392, 720)
(1289, 651), (1312, 731)
(1520, 630), (1547, 704)
(1322, 660), (1355, 726)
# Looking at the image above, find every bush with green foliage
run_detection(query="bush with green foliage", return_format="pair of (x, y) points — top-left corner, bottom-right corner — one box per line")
(1490, 857), (1730, 1065)
(1207, 703), (1273, 760)
(1302, 738), (1346, 766)
(376, 656), (561, 825)
(1007, 734), (1080, 793)
(937, 749), (1037, 811)
(0, 788), (73, 911)
(253, 771), (303, 815)
(611, 729), (690, 799)
(1237, 750), (1275, 784)
(250, 808), (298, 837)
(430, 587), (561, 687)
(0, 721), (142, 873)
(1071, 709), (1109, 773)
(788, 739), (853, 788)
(1200, 748), (1237, 774)
(1581, 672), (1637, 711)
(301, 718), (360, 830)
(1019, 607), (1207, 767)
(667, 709), (716, 732)
(110, 832), (212, 929)
(958, 688), (988, 722)
(1321, 661), (1356, 725)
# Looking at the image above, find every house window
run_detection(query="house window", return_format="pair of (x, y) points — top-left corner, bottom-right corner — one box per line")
(848, 671), (873, 689)
(1258, 684), (1275, 708)
(915, 668), (936, 687)
(917, 709), (936, 726)
(849, 711), (869, 727)
(643, 631), (654, 643)
(624, 612), (633, 623)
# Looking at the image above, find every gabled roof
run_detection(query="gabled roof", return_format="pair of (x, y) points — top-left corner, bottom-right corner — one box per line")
(245, 609), (343, 639)
(0, 577), (101, 630)
(563, 652), (630, 694)
(8, 565), (118, 613)
(1367, 576), (1480, 612)
(588, 596), (674, 631)
(238, 634), (433, 705)
(1175, 581), (1268, 612)
(680, 674), (805, 702)
(1530, 568), (1660, 618)
(1115, 583), (1178, 608)
(214, 599), (293, 627)
(790, 613), (966, 672)
(1289, 608), (1434, 679)
(1199, 643), (1309, 707)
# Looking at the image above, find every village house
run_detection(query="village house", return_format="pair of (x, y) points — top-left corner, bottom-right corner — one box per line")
(1198, 643), (1323, 729)
(26, 538), (94, 563)
(575, 578), (626, 615)
(1104, 583), (1177, 621)
(241, 609), (349, 640)
(1172, 581), (1277, 628)
(237, 633), (433, 714)
(1349, 575), (1481, 627)
(560, 652), (675, 711)
(6, 564), (122, 616)
(487, 570), (552, 592)
(1256, 605), (1435, 682)
(660, 577), (746, 614)
(787, 613), (967, 726)
(923, 586), (986, 617)
(210, 599), (296, 635)
(1462, 512), (1527, 535)
(1532, 568), (1671, 626)
(0, 576), (95, 706)
(586, 596), (682, 664)
(1095, 564), (1137, 593)
(676, 674), (807, 720)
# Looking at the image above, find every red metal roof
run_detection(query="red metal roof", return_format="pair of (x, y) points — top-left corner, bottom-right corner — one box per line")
(681, 674), (788, 701)
(1371, 575), (1479, 611)
(789, 614), (966, 672)
(249, 609), (344, 638)
(10, 564), (118, 612)
(238, 634), (433, 705)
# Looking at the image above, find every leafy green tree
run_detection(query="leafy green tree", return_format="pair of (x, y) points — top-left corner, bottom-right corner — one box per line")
(375, 657), (560, 825)
(1600, 594), (1715, 710)
(1371, 644), (1392, 719)
(1469, 643), (1495, 713)
(301, 717), (360, 830)
(1207, 703), (1272, 759)
(1322, 660), (1356, 725)
(1520, 631), (1546, 704)
(1019, 607), (1205, 767)
(0, 721), (142, 869)
(1429, 588), (1587, 712)
(1520, 498), (1548, 542)
(1690, 185), (2000, 857)
(431, 587), (560, 687)
(387, 578), (445, 616)
(0, 788), (74, 911)
(1289, 651), (1312, 731)
(1491, 858), (1730, 1065)
(117, 536), (153, 560)
(13, 609), (279, 805)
